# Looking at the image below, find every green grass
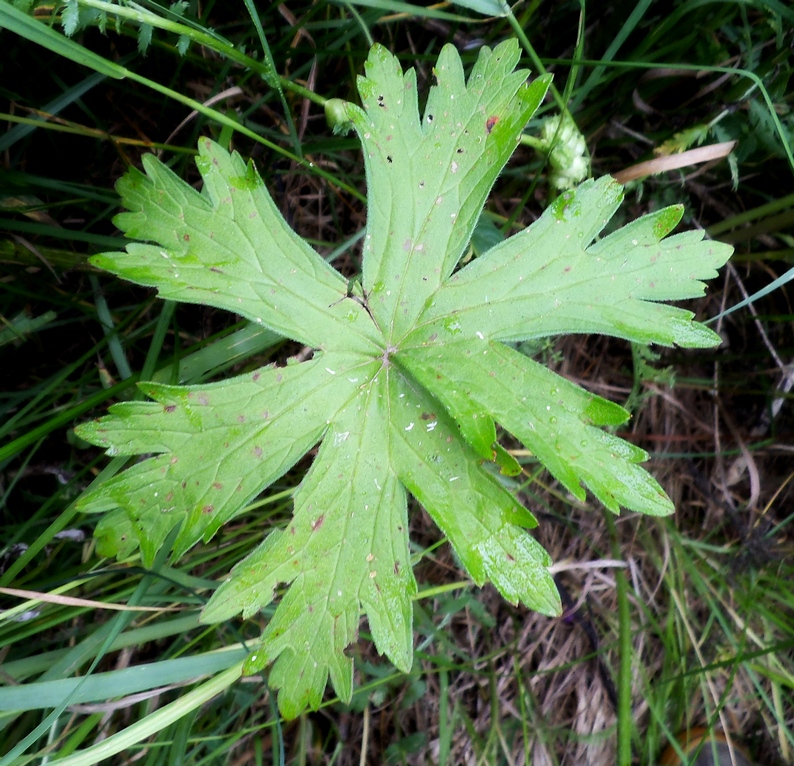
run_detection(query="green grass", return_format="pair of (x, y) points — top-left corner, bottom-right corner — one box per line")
(1, 1), (792, 763)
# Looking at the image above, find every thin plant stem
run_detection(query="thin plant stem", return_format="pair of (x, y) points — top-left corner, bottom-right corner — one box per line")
(605, 511), (633, 766)
(505, 12), (567, 113)
(78, 0), (325, 106)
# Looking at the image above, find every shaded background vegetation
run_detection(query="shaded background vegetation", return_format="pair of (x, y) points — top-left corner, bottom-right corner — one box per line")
(1, 1), (792, 764)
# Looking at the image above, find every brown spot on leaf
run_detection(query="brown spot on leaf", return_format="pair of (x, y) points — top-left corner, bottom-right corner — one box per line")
(212, 482), (222, 490)
(164, 405), (176, 413)
(486, 116), (499, 134)
(202, 504), (214, 514)
(311, 515), (325, 532)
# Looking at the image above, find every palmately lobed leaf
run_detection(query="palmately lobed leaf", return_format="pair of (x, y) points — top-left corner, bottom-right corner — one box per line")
(76, 39), (731, 717)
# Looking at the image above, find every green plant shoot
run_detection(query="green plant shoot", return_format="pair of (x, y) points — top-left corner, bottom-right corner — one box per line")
(75, 40), (732, 717)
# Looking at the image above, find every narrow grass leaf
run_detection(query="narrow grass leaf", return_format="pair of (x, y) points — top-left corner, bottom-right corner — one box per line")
(0, 649), (247, 711)
(0, 3), (125, 78)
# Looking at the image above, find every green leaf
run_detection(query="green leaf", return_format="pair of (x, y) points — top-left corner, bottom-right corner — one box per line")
(137, 22), (153, 55)
(77, 353), (373, 565)
(450, 0), (510, 16)
(406, 179), (730, 348)
(398, 341), (672, 516)
(203, 372), (416, 718)
(385, 370), (557, 615)
(96, 141), (381, 354)
(76, 39), (731, 717)
(0, 310), (57, 347)
(0, 2), (124, 79)
(347, 42), (552, 339)
(61, 0), (80, 37)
